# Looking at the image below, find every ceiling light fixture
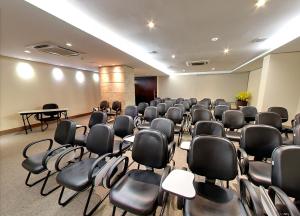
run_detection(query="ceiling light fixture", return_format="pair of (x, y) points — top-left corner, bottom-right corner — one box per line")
(24, 50), (31, 53)
(171, 54), (176, 59)
(52, 68), (64, 81)
(211, 37), (219, 42)
(224, 48), (230, 54)
(25, 0), (174, 76)
(66, 42), (72, 47)
(255, 0), (268, 8)
(147, 20), (155, 29)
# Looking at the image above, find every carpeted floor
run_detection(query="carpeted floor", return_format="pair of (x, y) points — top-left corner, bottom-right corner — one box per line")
(0, 115), (240, 216)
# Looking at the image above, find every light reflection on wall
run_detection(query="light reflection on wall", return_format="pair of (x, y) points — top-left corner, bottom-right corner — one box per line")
(16, 62), (35, 80)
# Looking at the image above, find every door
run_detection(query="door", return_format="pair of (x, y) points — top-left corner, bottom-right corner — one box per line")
(135, 76), (157, 105)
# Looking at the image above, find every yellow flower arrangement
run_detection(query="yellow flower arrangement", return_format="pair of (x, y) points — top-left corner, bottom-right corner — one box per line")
(236, 91), (251, 102)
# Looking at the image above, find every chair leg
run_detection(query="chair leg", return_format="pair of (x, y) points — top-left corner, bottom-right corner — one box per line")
(40, 171), (61, 196)
(111, 206), (127, 216)
(58, 186), (80, 206)
(83, 185), (109, 216)
(25, 171), (48, 187)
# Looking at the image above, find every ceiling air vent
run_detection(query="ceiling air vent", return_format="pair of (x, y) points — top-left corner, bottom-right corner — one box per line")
(186, 60), (209, 67)
(28, 42), (81, 56)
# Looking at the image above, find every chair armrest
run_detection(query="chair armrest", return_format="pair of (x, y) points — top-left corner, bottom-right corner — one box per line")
(268, 186), (300, 216)
(158, 165), (172, 205)
(237, 148), (249, 174)
(42, 144), (72, 170)
(104, 156), (129, 188)
(88, 153), (114, 184)
(168, 141), (176, 162)
(55, 146), (84, 171)
(240, 178), (264, 216)
(23, 138), (53, 158)
(76, 125), (87, 135)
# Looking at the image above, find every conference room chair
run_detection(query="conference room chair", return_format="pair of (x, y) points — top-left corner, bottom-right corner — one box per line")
(241, 106), (257, 124)
(190, 97), (197, 106)
(190, 108), (213, 134)
(150, 100), (158, 106)
(202, 97), (212, 106)
(56, 124), (116, 216)
(124, 105), (138, 120)
(150, 118), (176, 166)
(137, 102), (149, 116)
(293, 113), (300, 127)
(214, 98), (226, 107)
(182, 100), (191, 112)
(109, 129), (170, 216)
(222, 110), (245, 142)
(174, 103), (185, 114)
(137, 106), (158, 130)
(238, 125), (282, 188)
(22, 120), (76, 196)
(157, 103), (167, 117)
(34, 103), (60, 131)
(176, 97), (184, 104)
(196, 100), (210, 110)
(74, 111), (107, 147)
(108, 101), (122, 116)
(192, 120), (225, 138)
(166, 106), (184, 144)
(214, 104), (230, 121)
(99, 100), (110, 112)
(190, 104), (206, 114)
(165, 100), (174, 111)
(112, 115), (134, 155)
(268, 106), (293, 134)
(177, 136), (263, 215)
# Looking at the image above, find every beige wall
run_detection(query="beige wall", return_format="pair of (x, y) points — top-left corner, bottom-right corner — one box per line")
(256, 52), (300, 118)
(247, 68), (262, 107)
(0, 56), (100, 131)
(157, 72), (249, 101)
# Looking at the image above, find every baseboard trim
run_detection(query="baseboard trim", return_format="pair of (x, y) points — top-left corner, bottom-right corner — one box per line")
(0, 112), (92, 136)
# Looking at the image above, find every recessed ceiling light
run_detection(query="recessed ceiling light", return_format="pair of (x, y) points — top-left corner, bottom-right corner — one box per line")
(171, 54), (176, 59)
(255, 0), (268, 8)
(211, 37), (219, 42)
(149, 50), (158, 54)
(211, 67), (215, 71)
(224, 48), (230, 54)
(24, 50), (31, 53)
(66, 42), (72, 47)
(147, 20), (155, 29)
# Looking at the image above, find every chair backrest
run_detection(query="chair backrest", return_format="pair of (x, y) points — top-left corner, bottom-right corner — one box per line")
(222, 110), (245, 130)
(143, 106), (158, 122)
(293, 124), (300, 145)
(174, 104), (185, 114)
(272, 145), (300, 200)
(176, 98), (184, 104)
(150, 118), (174, 143)
(88, 111), (107, 128)
(157, 103), (167, 116)
(214, 99), (226, 106)
(42, 103), (59, 116)
(188, 136), (237, 181)
(165, 100), (173, 111)
(294, 113), (300, 127)
(241, 106), (257, 123)
(124, 105), (138, 119)
(54, 120), (76, 145)
(112, 101), (121, 112)
(268, 107), (289, 123)
(197, 100), (210, 109)
(214, 105), (229, 121)
(86, 124), (114, 155)
(113, 115), (134, 138)
(193, 121), (225, 138)
(166, 107), (183, 124)
(100, 100), (109, 110)
(240, 125), (282, 159)
(191, 109), (212, 125)
(190, 98), (197, 105)
(150, 100), (157, 107)
(191, 104), (206, 113)
(132, 129), (168, 169)
(202, 98), (212, 106)
(256, 112), (282, 131)
(182, 100), (191, 111)
(137, 102), (149, 115)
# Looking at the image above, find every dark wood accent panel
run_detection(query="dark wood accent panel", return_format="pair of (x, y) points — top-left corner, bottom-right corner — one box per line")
(135, 76), (157, 105)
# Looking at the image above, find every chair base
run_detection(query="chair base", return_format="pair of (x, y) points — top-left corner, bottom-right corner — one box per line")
(25, 171), (47, 187)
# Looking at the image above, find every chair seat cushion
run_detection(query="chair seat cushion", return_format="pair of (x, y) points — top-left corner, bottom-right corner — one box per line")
(137, 123), (150, 130)
(174, 125), (182, 133)
(184, 182), (247, 216)
(248, 161), (272, 188)
(22, 152), (48, 174)
(225, 131), (241, 142)
(74, 134), (87, 146)
(113, 140), (131, 154)
(56, 158), (106, 191)
(110, 169), (161, 215)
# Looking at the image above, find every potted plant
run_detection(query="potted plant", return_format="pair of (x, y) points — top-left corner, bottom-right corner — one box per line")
(235, 91), (251, 108)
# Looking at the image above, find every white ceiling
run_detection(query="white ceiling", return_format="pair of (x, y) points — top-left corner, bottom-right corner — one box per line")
(1, 0), (300, 75)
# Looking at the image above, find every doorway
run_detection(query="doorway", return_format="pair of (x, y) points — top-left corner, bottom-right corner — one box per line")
(135, 76), (157, 105)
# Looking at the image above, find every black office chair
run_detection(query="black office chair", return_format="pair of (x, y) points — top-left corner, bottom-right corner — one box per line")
(190, 109), (213, 134)
(241, 106), (257, 124)
(99, 100), (110, 112)
(150, 118), (176, 165)
(124, 105), (138, 120)
(191, 104), (206, 113)
(222, 110), (245, 142)
(178, 136), (264, 216)
(109, 129), (170, 216)
(190, 98), (197, 106)
(150, 100), (158, 106)
(137, 102), (149, 116)
(165, 100), (174, 111)
(109, 101), (122, 116)
(256, 112), (282, 131)
(238, 125), (282, 188)
(56, 124), (116, 216)
(157, 103), (167, 117)
(34, 103), (60, 131)
(22, 120), (76, 195)
(198, 98), (211, 109)
(268, 107), (293, 135)
(176, 97), (184, 104)
(192, 120), (225, 138)
(214, 105), (230, 121)
(182, 100), (191, 112)
(137, 106), (158, 130)
(214, 98), (226, 107)
(74, 112), (107, 147)
(166, 107), (184, 144)
(293, 113), (300, 127)
(112, 115), (134, 155)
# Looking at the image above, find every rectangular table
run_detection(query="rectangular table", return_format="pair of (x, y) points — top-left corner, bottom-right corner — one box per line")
(18, 108), (68, 134)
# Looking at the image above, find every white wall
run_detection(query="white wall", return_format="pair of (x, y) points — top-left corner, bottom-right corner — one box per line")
(157, 72), (249, 101)
(247, 68), (262, 107)
(0, 56), (100, 131)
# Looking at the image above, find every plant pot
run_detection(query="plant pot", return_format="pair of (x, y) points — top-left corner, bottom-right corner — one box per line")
(236, 100), (248, 108)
